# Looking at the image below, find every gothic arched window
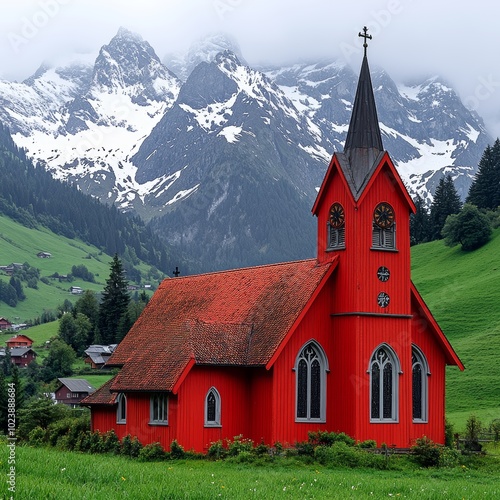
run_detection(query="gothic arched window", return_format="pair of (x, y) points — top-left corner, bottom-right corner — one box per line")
(204, 387), (221, 427)
(295, 341), (328, 422)
(369, 345), (400, 422)
(116, 393), (127, 424)
(412, 346), (429, 422)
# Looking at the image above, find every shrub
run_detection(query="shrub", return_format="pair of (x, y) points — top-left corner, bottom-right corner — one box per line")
(139, 442), (166, 461)
(227, 435), (253, 456)
(88, 431), (105, 454)
(28, 426), (47, 446)
(121, 435), (143, 458)
(314, 442), (363, 468)
(169, 439), (185, 459)
(308, 430), (355, 447)
(439, 447), (461, 467)
(253, 440), (270, 457)
(207, 440), (227, 460)
(357, 439), (377, 449)
(295, 440), (315, 456)
(102, 430), (121, 454)
(464, 414), (483, 452)
(444, 418), (455, 448)
(411, 436), (442, 467)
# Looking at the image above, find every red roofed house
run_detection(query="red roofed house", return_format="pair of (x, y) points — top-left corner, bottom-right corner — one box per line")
(6, 334), (34, 348)
(83, 41), (463, 452)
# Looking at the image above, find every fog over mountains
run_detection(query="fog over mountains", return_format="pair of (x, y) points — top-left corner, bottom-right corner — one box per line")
(0, 28), (492, 271)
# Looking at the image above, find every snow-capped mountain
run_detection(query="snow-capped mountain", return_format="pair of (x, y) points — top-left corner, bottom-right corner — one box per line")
(5, 27), (181, 210)
(265, 61), (491, 203)
(0, 30), (493, 271)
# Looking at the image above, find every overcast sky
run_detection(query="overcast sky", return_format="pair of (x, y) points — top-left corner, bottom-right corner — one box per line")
(1, 0), (500, 137)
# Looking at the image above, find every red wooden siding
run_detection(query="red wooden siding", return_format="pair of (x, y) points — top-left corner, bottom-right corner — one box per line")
(176, 366), (253, 452)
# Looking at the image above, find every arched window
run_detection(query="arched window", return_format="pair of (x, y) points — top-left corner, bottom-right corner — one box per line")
(327, 202), (345, 250)
(372, 202), (396, 250)
(116, 393), (127, 424)
(295, 341), (328, 422)
(412, 346), (429, 422)
(369, 345), (400, 422)
(204, 387), (221, 427)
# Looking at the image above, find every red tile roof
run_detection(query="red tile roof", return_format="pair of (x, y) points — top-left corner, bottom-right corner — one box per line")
(103, 259), (335, 393)
(81, 377), (118, 406)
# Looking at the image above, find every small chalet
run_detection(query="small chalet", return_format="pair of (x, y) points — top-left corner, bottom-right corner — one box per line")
(0, 317), (12, 330)
(83, 33), (464, 453)
(37, 251), (52, 258)
(55, 378), (96, 407)
(70, 286), (83, 295)
(10, 347), (37, 367)
(84, 345), (117, 369)
(6, 334), (34, 348)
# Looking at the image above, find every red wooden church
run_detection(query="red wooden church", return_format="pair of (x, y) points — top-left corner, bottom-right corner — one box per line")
(83, 40), (464, 452)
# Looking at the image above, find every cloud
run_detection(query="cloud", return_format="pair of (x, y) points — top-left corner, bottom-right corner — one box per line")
(1, 0), (500, 137)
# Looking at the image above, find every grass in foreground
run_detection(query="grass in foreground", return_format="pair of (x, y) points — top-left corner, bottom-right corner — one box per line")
(1, 445), (499, 499)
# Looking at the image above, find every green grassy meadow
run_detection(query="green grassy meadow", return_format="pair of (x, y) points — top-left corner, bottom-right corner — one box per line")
(1, 445), (499, 500)
(411, 228), (500, 431)
(0, 214), (158, 323)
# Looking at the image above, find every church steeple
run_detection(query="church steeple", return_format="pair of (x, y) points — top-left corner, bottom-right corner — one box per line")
(342, 27), (384, 197)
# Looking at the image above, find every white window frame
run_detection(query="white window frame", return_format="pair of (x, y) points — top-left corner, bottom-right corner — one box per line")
(412, 345), (430, 423)
(294, 340), (329, 423)
(204, 387), (221, 427)
(368, 344), (400, 423)
(116, 393), (127, 424)
(150, 393), (169, 425)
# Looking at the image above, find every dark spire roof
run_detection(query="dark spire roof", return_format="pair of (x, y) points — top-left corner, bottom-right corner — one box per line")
(340, 52), (384, 198)
(344, 54), (383, 153)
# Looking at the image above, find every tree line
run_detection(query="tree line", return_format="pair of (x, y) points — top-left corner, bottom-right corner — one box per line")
(0, 123), (180, 276)
(410, 139), (500, 250)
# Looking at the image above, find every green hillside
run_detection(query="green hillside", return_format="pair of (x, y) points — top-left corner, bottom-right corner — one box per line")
(0, 214), (161, 323)
(411, 228), (500, 431)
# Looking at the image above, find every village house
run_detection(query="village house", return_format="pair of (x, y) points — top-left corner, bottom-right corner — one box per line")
(36, 251), (52, 258)
(0, 317), (12, 331)
(55, 378), (96, 407)
(5, 334), (34, 348)
(83, 39), (463, 452)
(84, 344), (117, 369)
(9, 347), (37, 367)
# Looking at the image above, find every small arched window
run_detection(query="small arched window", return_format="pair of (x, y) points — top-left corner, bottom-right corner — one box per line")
(412, 346), (429, 422)
(327, 202), (345, 250)
(116, 393), (127, 424)
(204, 387), (221, 427)
(295, 341), (328, 422)
(369, 345), (400, 422)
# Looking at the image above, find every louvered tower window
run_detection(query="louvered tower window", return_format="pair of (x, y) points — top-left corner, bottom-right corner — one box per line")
(372, 202), (396, 250)
(327, 203), (346, 250)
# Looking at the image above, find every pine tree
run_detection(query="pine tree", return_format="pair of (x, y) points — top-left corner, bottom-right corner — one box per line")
(410, 194), (431, 245)
(430, 175), (462, 240)
(466, 139), (500, 210)
(98, 254), (130, 344)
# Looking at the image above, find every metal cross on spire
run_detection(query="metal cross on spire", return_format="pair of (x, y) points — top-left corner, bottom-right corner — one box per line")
(358, 26), (372, 57)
